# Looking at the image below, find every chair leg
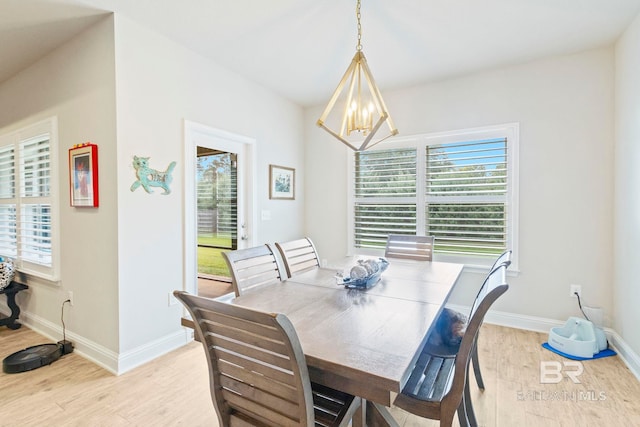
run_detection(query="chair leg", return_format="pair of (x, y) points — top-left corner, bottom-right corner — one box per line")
(463, 373), (478, 427)
(442, 409), (456, 427)
(471, 337), (485, 390)
(456, 398), (469, 427)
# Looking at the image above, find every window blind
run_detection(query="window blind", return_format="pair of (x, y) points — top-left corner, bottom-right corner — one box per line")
(352, 134), (512, 259)
(354, 148), (417, 248)
(355, 148), (417, 197)
(196, 152), (237, 249)
(19, 136), (52, 266)
(0, 145), (15, 199)
(215, 156), (237, 240)
(0, 205), (17, 258)
(20, 137), (50, 198)
(0, 118), (57, 279)
(0, 145), (16, 259)
(426, 138), (507, 256)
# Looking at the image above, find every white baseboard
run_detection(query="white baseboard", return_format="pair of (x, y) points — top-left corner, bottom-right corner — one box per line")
(4, 307), (191, 375)
(14, 310), (120, 374)
(5, 304), (639, 381)
(117, 329), (191, 375)
(447, 304), (640, 381)
(606, 330), (640, 381)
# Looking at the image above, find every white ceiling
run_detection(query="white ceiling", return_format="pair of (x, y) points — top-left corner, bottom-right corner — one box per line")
(2, 0), (640, 107)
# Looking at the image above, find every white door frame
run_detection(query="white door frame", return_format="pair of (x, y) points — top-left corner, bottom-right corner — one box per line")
(183, 120), (256, 295)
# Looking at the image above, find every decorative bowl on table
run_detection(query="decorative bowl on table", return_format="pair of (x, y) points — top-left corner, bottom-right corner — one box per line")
(337, 257), (389, 289)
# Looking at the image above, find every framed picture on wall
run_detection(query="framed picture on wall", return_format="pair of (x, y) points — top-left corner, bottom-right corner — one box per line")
(269, 164), (295, 200)
(69, 143), (99, 207)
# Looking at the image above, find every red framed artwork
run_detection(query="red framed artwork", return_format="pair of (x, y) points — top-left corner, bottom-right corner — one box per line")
(69, 143), (99, 207)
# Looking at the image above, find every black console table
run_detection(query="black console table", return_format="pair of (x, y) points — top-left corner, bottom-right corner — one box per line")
(0, 282), (28, 330)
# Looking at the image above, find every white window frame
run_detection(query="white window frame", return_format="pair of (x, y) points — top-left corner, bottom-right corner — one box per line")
(0, 117), (60, 281)
(347, 123), (519, 271)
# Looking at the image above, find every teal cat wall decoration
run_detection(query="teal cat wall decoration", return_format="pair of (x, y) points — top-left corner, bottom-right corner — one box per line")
(130, 156), (176, 195)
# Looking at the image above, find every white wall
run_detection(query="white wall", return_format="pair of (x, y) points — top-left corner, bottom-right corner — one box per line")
(0, 17), (119, 354)
(2, 8), (633, 373)
(113, 15), (305, 365)
(0, 13), (305, 373)
(305, 48), (615, 324)
(614, 13), (640, 357)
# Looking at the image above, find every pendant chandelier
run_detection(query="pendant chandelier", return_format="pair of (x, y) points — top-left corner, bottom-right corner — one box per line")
(317, 0), (398, 151)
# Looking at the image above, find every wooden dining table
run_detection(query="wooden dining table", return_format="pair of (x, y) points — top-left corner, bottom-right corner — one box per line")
(228, 256), (464, 426)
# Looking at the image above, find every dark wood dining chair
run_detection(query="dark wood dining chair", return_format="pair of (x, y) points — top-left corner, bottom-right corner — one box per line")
(384, 234), (435, 261)
(274, 237), (320, 278)
(490, 249), (512, 272)
(222, 244), (285, 297)
(470, 249), (512, 390)
(174, 291), (361, 427)
(393, 264), (509, 427)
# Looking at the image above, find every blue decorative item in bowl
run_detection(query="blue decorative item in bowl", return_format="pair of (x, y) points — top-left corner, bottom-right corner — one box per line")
(338, 258), (389, 289)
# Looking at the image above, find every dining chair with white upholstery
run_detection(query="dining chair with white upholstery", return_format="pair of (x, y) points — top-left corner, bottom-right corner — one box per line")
(222, 244), (285, 297)
(174, 291), (361, 427)
(274, 237), (320, 278)
(384, 234), (435, 261)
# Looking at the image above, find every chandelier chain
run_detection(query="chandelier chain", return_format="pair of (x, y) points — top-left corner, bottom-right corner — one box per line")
(356, 0), (362, 51)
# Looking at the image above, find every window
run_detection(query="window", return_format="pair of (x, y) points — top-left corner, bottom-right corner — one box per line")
(0, 117), (59, 280)
(349, 123), (518, 267)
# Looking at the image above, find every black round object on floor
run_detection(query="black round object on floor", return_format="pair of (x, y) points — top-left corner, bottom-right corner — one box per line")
(3, 343), (62, 374)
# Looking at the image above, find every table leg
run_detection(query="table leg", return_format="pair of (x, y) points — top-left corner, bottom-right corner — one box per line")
(0, 289), (22, 330)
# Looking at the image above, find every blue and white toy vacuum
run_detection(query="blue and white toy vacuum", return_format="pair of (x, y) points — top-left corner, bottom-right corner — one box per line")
(548, 317), (608, 359)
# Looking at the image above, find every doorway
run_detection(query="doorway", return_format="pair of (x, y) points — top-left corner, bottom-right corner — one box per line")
(196, 148), (236, 280)
(196, 148), (236, 297)
(184, 121), (256, 298)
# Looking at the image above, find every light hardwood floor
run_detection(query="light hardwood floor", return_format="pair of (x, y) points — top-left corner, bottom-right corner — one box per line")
(1, 323), (639, 426)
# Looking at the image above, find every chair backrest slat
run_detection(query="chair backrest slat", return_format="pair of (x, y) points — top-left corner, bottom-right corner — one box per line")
(275, 237), (320, 278)
(384, 235), (435, 261)
(174, 292), (314, 427)
(219, 361), (299, 402)
(223, 244), (284, 296)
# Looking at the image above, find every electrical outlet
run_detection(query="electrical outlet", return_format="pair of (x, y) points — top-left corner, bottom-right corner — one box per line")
(67, 290), (74, 306)
(569, 284), (582, 299)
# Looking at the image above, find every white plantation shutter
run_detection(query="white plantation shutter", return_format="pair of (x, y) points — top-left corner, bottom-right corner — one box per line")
(20, 137), (50, 198)
(0, 145), (15, 199)
(0, 145), (18, 258)
(20, 136), (53, 267)
(0, 206), (17, 258)
(0, 118), (58, 280)
(350, 124), (517, 264)
(196, 151), (237, 248)
(426, 139), (507, 256)
(354, 148), (417, 249)
(0, 142), (17, 258)
(20, 203), (52, 266)
(215, 155), (237, 241)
